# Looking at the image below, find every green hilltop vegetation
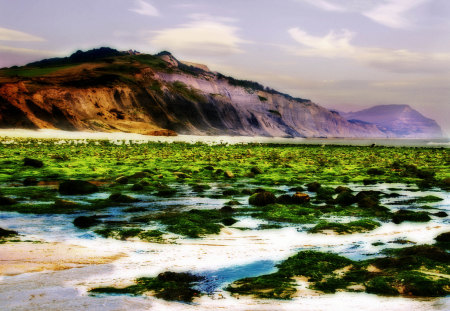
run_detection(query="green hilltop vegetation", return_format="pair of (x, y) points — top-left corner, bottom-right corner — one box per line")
(0, 47), (309, 102)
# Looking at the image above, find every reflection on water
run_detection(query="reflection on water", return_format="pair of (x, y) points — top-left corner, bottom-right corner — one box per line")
(196, 260), (277, 294)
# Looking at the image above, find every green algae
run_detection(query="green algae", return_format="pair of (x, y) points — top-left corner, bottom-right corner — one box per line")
(308, 219), (381, 234)
(90, 271), (204, 302)
(227, 246), (450, 299)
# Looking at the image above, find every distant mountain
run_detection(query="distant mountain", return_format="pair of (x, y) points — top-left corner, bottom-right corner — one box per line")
(0, 47), (422, 138)
(341, 105), (443, 138)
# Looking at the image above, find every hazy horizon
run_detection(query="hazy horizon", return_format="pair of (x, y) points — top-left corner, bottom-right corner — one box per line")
(1, 0), (449, 136)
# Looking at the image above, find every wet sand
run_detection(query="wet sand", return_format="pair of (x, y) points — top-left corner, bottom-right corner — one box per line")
(0, 241), (125, 276)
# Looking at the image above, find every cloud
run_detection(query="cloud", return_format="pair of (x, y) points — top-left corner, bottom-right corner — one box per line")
(0, 27), (45, 42)
(300, 0), (346, 12)
(287, 27), (450, 73)
(0, 45), (53, 55)
(149, 16), (246, 56)
(297, 0), (430, 28)
(129, 0), (159, 17)
(363, 0), (430, 29)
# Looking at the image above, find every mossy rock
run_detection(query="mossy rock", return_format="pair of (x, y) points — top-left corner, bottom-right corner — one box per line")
(0, 196), (17, 206)
(109, 193), (140, 203)
(335, 191), (357, 206)
(291, 192), (310, 204)
(435, 232), (450, 243)
(90, 271), (204, 302)
(365, 277), (398, 296)
(59, 180), (99, 195)
(250, 167), (263, 174)
(115, 176), (129, 184)
(367, 168), (384, 175)
(249, 191), (276, 206)
(392, 210), (431, 224)
(73, 216), (101, 229)
(23, 157), (43, 168)
(23, 177), (38, 186)
(0, 227), (18, 238)
(306, 182), (321, 192)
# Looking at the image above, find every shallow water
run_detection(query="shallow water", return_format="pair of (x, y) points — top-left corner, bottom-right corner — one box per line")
(0, 180), (449, 310)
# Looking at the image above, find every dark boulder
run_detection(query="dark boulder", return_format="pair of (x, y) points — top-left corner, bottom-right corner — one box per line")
(335, 186), (351, 194)
(291, 192), (311, 204)
(277, 194), (293, 204)
(306, 182), (321, 192)
(59, 180), (99, 195)
(0, 196), (17, 205)
(109, 193), (139, 203)
(435, 232), (450, 243)
(73, 216), (101, 229)
(250, 167), (263, 175)
(392, 210), (431, 224)
(222, 218), (237, 226)
(115, 176), (128, 184)
(249, 191), (276, 206)
(335, 191), (357, 206)
(367, 168), (384, 175)
(23, 177), (38, 186)
(24, 158), (43, 168)
(0, 227), (18, 238)
(220, 205), (235, 213)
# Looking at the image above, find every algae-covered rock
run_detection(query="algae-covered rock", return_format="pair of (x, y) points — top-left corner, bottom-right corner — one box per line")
(0, 196), (17, 206)
(59, 180), (99, 195)
(115, 176), (128, 184)
(335, 186), (351, 193)
(306, 182), (321, 192)
(24, 157), (43, 168)
(250, 167), (263, 175)
(277, 194), (293, 204)
(367, 168), (384, 175)
(291, 192), (310, 204)
(73, 216), (101, 229)
(335, 191), (357, 206)
(23, 177), (38, 186)
(392, 210), (431, 224)
(224, 171), (234, 178)
(0, 227), (18, 238)
(109, 193), (140, 203)
(249, 191), (276, 206)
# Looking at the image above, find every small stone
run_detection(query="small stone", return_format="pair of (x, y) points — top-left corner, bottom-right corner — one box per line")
(291, 192), (310, 204)
(224, 171), (234, 178)
(115, 176), (128, 184)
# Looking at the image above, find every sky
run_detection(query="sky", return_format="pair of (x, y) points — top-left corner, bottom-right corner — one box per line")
(1, 0), (449, 135)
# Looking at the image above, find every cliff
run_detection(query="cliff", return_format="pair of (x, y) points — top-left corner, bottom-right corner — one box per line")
(0, 48), (391, 137)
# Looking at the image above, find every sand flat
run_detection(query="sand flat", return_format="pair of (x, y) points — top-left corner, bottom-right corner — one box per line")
(0, 241), (125, 276)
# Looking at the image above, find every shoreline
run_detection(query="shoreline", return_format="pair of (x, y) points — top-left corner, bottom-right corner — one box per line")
(0, 129), (448, 147)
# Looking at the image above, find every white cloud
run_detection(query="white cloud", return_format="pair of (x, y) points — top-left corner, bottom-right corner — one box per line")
(363, 0), (429, 29)
(149, 17), (246, 56)
(0, 27), (45, 42)
(287, 27), (450, 73)
(129, 0), (159, 17)
(300, 0), (346, 12)
(297, 0), (431, 28)
(0, 45), (55, 55)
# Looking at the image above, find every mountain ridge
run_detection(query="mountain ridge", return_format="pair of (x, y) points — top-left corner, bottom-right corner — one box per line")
(341, 105), (443, 138)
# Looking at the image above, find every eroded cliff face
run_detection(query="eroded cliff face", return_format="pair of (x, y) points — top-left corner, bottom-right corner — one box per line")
(0, 56), (387, 138)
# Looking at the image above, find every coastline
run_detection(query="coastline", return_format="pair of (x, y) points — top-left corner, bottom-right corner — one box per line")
(0, 129), (448, 148)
